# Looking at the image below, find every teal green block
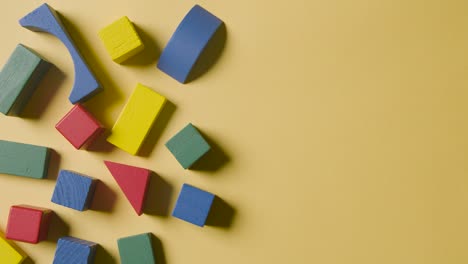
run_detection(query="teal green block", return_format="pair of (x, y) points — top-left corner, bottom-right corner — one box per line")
(0, 44), (51, 115)
(165, 123), (211, 169)
(117, 233), (155, 264)
(0, 140), (50, 179)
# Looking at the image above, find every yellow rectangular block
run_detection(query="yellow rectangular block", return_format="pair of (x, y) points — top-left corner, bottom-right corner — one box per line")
(107, 84), (166, 155)
(98, 16), (144, 63)
(0, 233), (26, 264)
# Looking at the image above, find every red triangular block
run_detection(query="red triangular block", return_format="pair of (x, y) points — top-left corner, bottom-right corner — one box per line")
(104, 161), (151, 215)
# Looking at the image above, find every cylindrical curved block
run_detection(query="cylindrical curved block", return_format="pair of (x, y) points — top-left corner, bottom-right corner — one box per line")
(157, 5), (223, 83)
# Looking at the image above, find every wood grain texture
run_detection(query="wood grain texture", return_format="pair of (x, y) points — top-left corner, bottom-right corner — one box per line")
(0, 140), (50, 179)
(0, 232), (27, 263)
(98, 16), (144, 63)
(157, 5), (223, 83)
(6, 205), (52, 244)
(165, 123), (211, 169)
(51, 170), (98, 211)
(0, 44), (50, 116)
(19, 3), (101, 104)
(107, 83), (166, 155)
(55, 104), (104, 149)
(117, 233), (155, 264)
(53, 236), (97, 264)
(172, 183), (215, 227)
(104, 161), (150, 215)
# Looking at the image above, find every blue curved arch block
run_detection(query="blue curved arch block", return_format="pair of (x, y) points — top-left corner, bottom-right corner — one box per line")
(19, 4), (101, 104)
(157, 5), (223, 84)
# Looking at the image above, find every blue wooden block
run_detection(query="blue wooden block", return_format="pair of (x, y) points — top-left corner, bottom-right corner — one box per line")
(157, 5), (223, 83)
(53, 236), (97, 264)
(51, 170), (98, 211)
(172, 183), (215, 227)
(19, 3), (101, 104)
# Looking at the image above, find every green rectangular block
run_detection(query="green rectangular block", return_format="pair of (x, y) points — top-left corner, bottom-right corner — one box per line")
(0, 44), (51, 115)
(0, 140), (51, 179)
(118, 233), (155, 264)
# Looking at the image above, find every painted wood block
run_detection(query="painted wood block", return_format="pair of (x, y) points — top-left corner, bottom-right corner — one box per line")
(107, 84), (166, 155)
(6, 205), (52, 244)
(0, 140), (50, 179)
(157, 5), (223, 83)
(55, 104), (104, 149)
(165, 123), (210, 169)
(0, 232), (27, 263)
(99, 16), (144, 63)
(117, 233), (155, 264)
(172, 183), (215, 227)
(0, 44), (51, 116)
(51, 170), (98, 211)
(104, 161), (150, 215)
(53, 236), (97, 264)
(19, 3), (101, 104)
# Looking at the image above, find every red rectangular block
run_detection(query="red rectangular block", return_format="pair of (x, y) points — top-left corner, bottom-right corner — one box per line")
(56, 104), (104, 149)
(6, 205), (52, 244)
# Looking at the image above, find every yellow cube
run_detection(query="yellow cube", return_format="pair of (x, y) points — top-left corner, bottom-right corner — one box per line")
(98, 16), (144, 63)
(0, 233), (26, 263)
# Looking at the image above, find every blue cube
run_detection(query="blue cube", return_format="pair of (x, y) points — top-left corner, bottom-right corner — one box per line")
(172, 183), (215, 227)
(165, 123), (211, 169)
(51, 170), (97, 211)
(53, 236), (97, 264)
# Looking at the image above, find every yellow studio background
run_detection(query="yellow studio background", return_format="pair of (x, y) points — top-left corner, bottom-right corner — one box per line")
(1, 0), (468, 263)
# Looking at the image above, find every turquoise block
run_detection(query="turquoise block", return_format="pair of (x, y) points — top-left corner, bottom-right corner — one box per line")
(117, 233), (155, 264)
(0, 140), (50, 179)
(165, 123), (211, 169)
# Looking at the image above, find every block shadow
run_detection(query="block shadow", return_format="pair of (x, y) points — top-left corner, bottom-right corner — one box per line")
(205, 196), (236, 229)
(190, 130), (230, 172)
(139, 100), (176, 157)
(21, 65), (66, 119)
(59, 12), (126, 128)
(186, 23), (227, 83)
(90, 181), (117, 213)
(46, 149), (61, 180)
(122, 24), (161, 66)
(87, 129), (115, 153)
(95, 245), (118, 264)
(144, 172), (173, 217)
(47, 212), (70, 242)
(151, 234), (167, 264)
(23, 258), (35, 264)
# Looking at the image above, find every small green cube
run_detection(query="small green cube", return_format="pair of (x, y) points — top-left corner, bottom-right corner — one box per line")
(117, 233), (155, 264)
(165, 123), (211, 169)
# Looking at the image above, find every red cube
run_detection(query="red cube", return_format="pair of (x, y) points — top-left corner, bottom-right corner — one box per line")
(55, 104), (104, 149)
(6, 205), (53, 244)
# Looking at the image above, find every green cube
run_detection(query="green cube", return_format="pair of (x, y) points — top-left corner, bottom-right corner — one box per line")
(117, 233), (155, 264)
(165, 123), (211, 169)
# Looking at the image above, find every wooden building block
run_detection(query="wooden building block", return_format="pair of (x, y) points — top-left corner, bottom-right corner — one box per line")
(165, 123), (210, 169)
(20, 3), (101, 104)
(117, 233), (155, 264)
(172, 184), (215, 227)
(98, 16), (144, 63)
(0, 232), (27, 263)
(107, 84), (166, 155)
(51, 170), (98, 211)
(0, 44), (51, 116)
(6, 205), (52, 244)
(104, 161), (150, 215)
(0, 140), (50, 179)
(53, 236), (97, 264)
(157, 5), (223, 83)
(55, 104), (104, 149)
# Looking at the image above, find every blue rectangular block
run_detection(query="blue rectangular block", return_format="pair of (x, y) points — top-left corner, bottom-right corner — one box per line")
(172, 183), (215, 227)
(53, 236), (97, 264)
(51, 170), (97, 211)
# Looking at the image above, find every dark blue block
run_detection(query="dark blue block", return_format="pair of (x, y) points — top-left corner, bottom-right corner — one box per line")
(53, 236), (97, 264)
(172, 183), (215, 227)
(157, 5), (223, 83)
(51, 170), (97, 211)
(19, 3), (101, 104)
